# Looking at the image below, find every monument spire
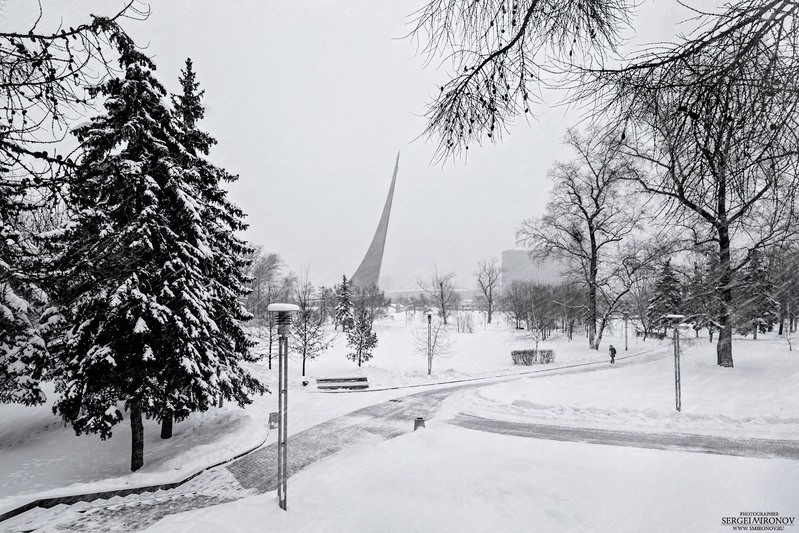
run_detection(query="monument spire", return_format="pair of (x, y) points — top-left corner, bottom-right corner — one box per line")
(350, 152), (399, 289)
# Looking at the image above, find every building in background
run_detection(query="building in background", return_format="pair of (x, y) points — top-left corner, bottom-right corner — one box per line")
(501, 250), (563, 286)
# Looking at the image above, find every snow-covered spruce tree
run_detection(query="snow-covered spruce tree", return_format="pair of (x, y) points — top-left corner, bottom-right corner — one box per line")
(334, 275), (353, 331)
(0, 194), (48, 405)
(50, 51), (265, 471)
(346, 306), (378, 367)
(647, 259), (682, 335)
(157, 57), (266, 438)
(1, 6), (140, 407)
(681, 260), (709, 337)
(735, 249), (778, 339)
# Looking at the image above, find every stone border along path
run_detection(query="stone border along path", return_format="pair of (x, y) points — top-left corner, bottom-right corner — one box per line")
(0, 341), (689, 530)
(0, 430), (271, 523)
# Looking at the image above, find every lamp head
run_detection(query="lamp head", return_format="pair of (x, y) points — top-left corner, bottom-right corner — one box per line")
(267, 303), (301, 333)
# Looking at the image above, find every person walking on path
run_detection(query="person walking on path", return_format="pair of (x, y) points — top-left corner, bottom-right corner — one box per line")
(609, 345), (616, 364)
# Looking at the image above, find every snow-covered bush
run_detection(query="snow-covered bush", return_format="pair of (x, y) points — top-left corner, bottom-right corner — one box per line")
(511, 349), (555, 365)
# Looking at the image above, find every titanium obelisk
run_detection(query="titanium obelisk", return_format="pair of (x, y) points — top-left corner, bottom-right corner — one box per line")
(350, 152), (399, 289)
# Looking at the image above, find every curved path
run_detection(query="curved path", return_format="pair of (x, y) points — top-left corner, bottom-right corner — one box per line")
(451, 414), (799, 460)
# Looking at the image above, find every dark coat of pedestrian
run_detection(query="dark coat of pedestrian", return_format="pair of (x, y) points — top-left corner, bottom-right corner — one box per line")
(609, 345), (616, 364)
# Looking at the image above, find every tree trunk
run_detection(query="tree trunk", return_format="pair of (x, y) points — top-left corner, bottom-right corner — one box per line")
(130, 400), (144, 472)
(487, 299), (492, 324)
(268, 334), (273, 370)
(593, 314), (608, 350)
(302, 354), (306, 376)
(160, 414), (173, 439)
(587, 242), (598, 349)
(717, 226), (734, 367)
(439, 281), (448, 325)
(587, 284), (598, 349)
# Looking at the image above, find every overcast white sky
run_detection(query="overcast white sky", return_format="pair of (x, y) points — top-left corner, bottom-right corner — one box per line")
(6, 0), (696, 289)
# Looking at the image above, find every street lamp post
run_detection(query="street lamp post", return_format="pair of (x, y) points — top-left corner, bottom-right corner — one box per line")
(267, 303), (299, 511)
(623, 311), (629, 351)
(424, 309), (433, 375)
(664, 314), (685, 412)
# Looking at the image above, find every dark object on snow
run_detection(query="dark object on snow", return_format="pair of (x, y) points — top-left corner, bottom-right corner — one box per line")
(316, 377), (369, 391)
(511, 349), (555, 365)
(609, 345), (617, 364)
(414, 417), (426, 430)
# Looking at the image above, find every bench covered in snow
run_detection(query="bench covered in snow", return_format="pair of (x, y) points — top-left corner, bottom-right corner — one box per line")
(315, 377), (369, 391)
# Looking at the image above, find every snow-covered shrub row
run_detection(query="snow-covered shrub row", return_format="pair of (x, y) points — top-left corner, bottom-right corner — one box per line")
(511, 349), (555, 365)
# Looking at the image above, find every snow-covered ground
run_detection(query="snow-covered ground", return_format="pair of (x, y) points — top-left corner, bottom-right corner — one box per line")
(2, 312), (797, 530)
(2, 312), (610, 514)
(440, 335), (799, 440)
(144, 423), (799, 533)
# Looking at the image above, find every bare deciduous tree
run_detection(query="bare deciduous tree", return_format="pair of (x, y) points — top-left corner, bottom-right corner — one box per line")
(418, 267), (460, 325)
(476, 257), (501, 324)
(500, 279), (532, 330)
(411, 315), (453, 375)
(582, 2), (799, 366)
(244, 248), (295, 369)
(409, 0), (630, 160)
(290, 276), (331, 377)
(516, 128), (655, 349)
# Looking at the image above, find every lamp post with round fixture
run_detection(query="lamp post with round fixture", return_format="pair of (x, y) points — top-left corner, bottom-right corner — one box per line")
(424, 309), (433, 375)
(663, 314), (685, 412)
(267, 303), (299, 510)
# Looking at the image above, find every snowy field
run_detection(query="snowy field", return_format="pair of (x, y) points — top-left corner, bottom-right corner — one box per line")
(2, 312), (798, 530)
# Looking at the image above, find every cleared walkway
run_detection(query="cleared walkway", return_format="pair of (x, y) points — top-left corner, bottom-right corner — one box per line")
(451, 414), (799, 460)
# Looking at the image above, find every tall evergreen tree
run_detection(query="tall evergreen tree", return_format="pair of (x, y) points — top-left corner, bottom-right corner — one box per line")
(736, 249), (778, 339)
(49, 51), (265, 471)
(647, 259), (682, 334)
(334, 275), (353, 331)
(768, 246), (799, 336)
(0, 8), (138, 407)
(682, 259), (713, 338)
(159, 57), (266, 438)
(346, 307), (378, 367)
(698, 252), (726, 342)
(0, 219), (47, 405)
